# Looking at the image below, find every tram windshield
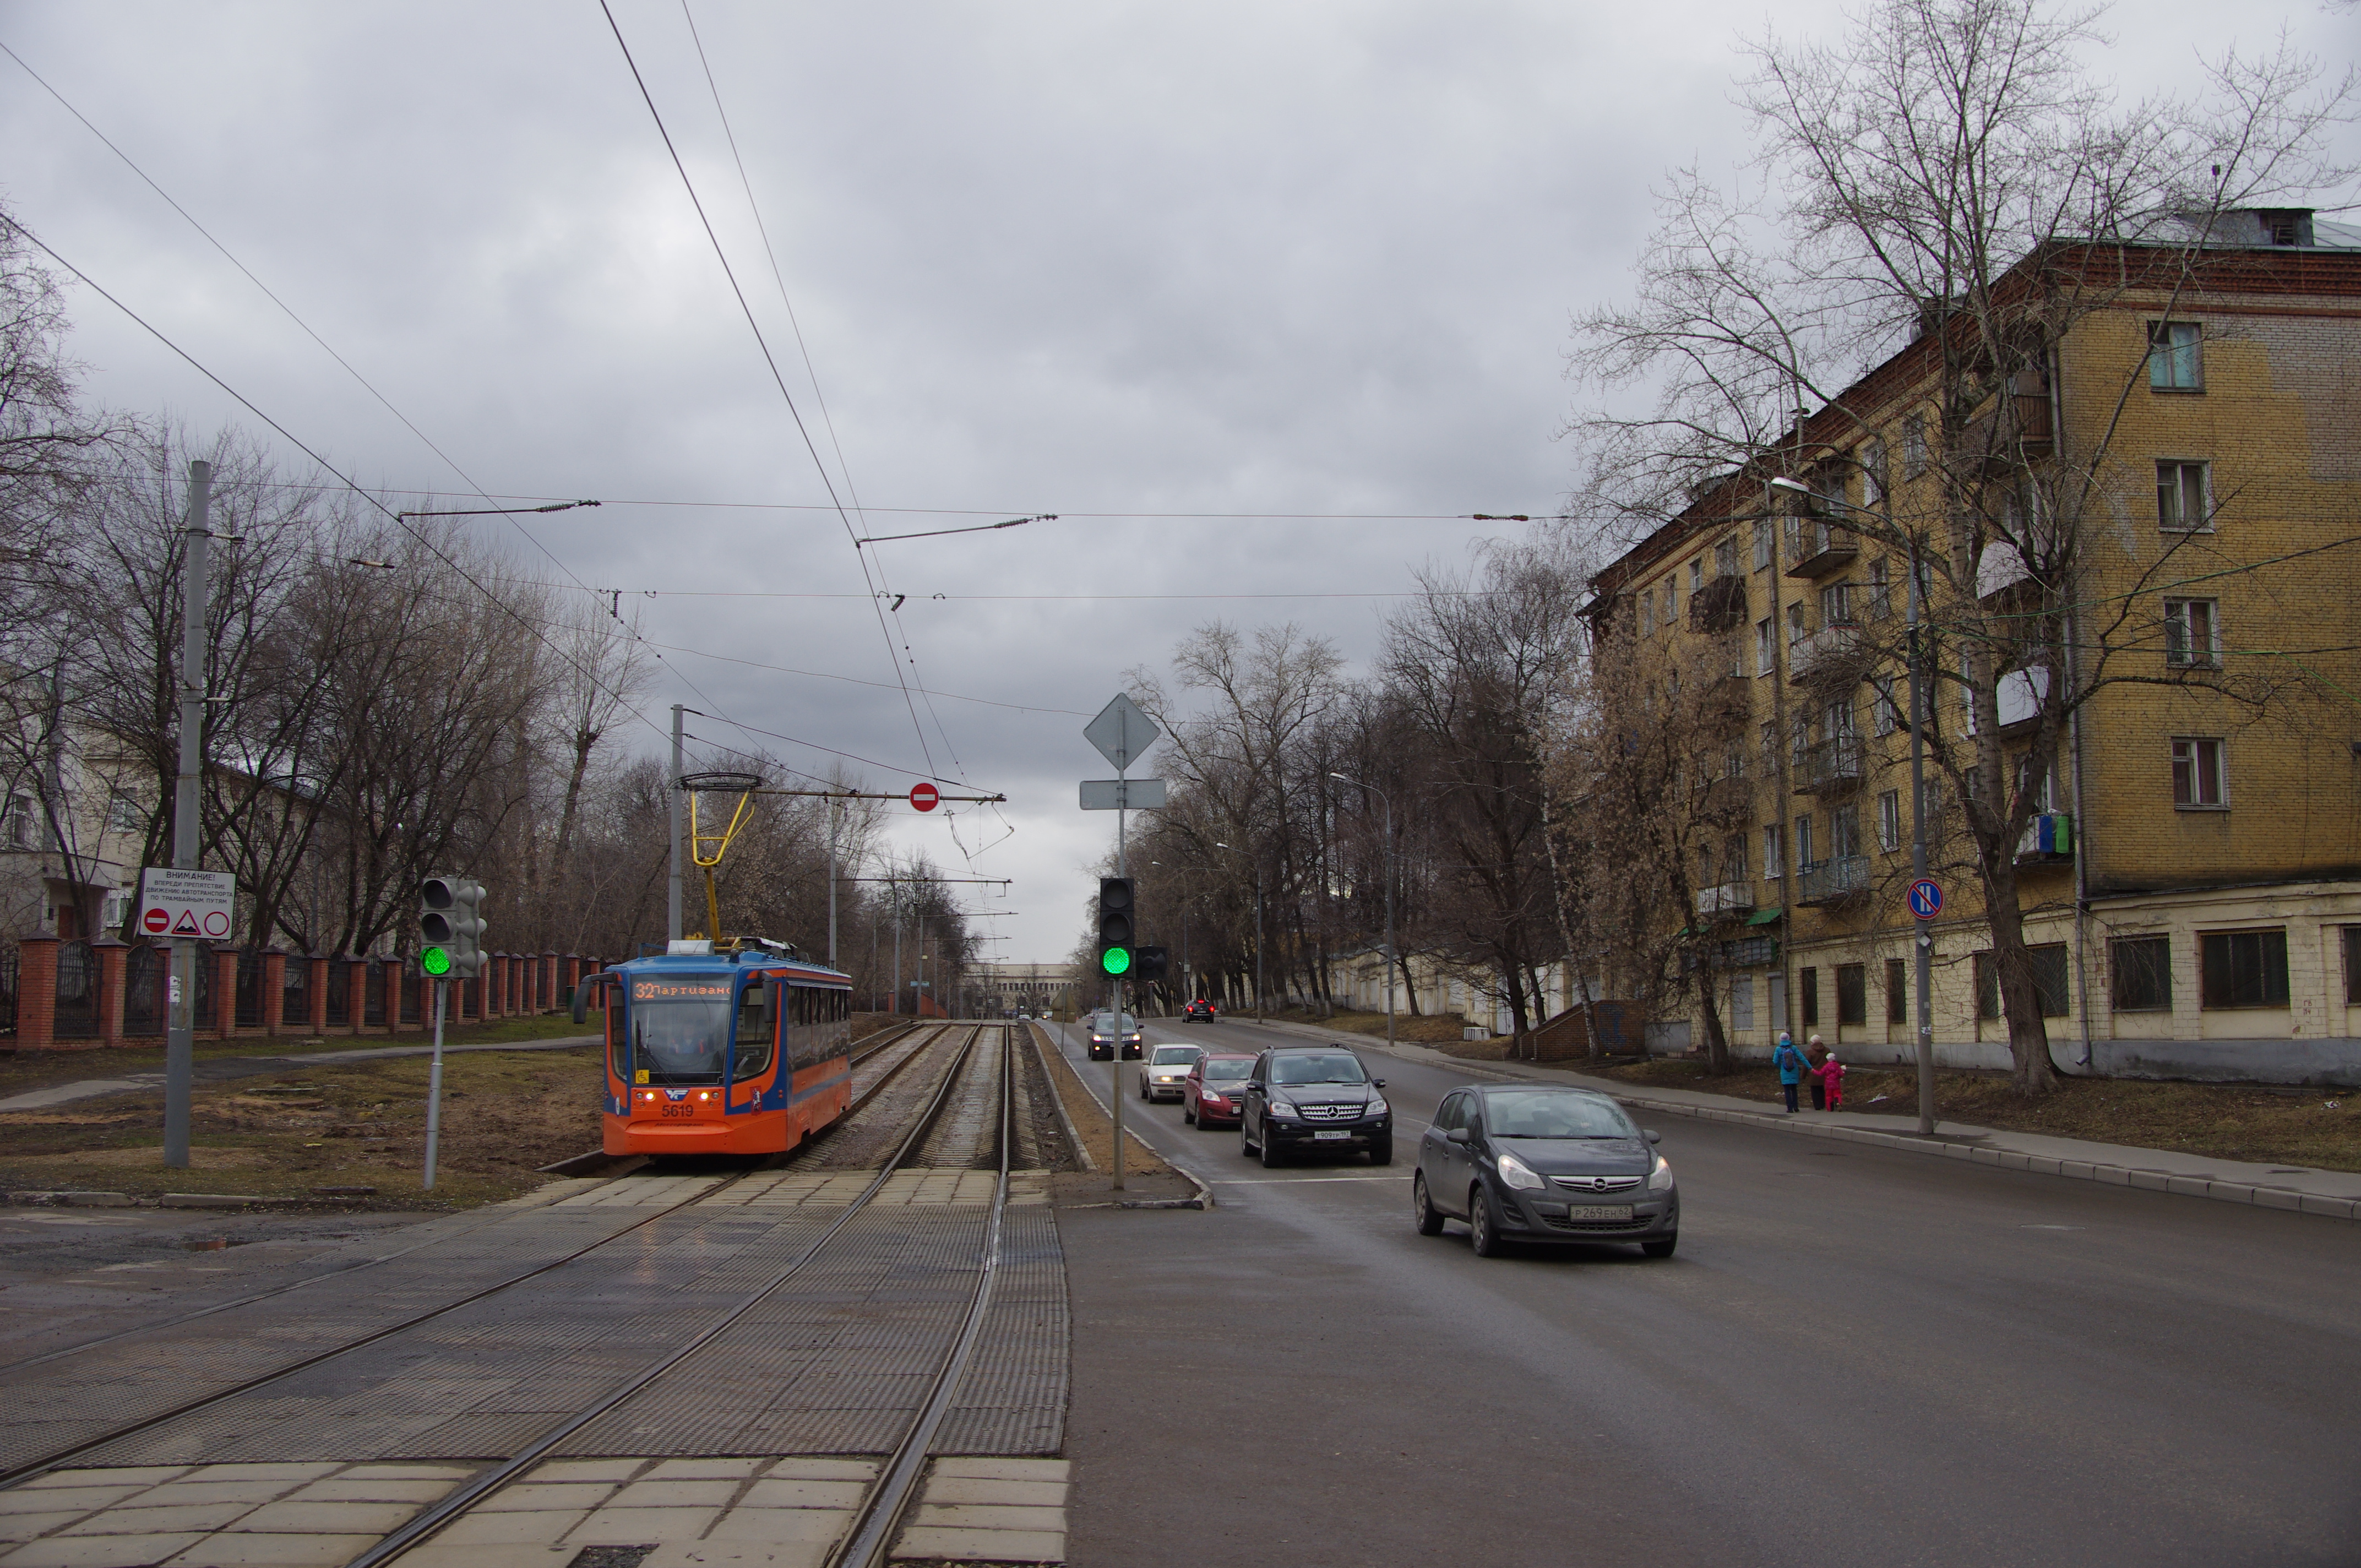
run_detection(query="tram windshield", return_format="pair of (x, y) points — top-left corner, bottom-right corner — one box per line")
(628, 974), (733, 1083)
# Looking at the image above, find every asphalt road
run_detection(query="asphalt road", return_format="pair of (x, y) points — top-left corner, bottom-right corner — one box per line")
(1046, 1014), (2361, 1568)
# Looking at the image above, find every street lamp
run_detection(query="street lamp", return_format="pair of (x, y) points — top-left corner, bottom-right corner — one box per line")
(1214, 842), (1265, 1021)
(1770, 473), (1935, 1136)
(1328, 773), (1396, 1051)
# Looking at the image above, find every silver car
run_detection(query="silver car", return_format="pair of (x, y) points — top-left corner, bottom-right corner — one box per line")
(1140, 1042), (1205, 1101)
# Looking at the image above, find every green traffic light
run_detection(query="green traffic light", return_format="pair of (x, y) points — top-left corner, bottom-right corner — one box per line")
(421, 946), (452, 977)
(1099, 947), (1131, 976)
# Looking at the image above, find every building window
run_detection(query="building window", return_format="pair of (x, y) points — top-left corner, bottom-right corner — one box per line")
(1764, 823), (1784, 879)
(2112, 936), (2172, 1012)
(1, 794), (32, 850)
(1730, 974), (1754, 1032)
(1799, 967), (1819, 1027)
(2028, 944), (2071, 1017)
(1638, 593), (1653, 636)
(1878, 790), (1902, 851)
(1836, 963), (1867, 1026)
(1791, 715), (1810, 769)
(108, 796), (142, 834)
(1787, 601), (1808, 645)
(1870, 675), (1899, 736)
(1754, 521), (1771, 571)
(1794, 814), (1815, 867)
(1689, 558), (1704, 594)
(1783, 513), (1804, 562)
(2342, 928), (2361, 1005)
(1831, 803), (1862, 859)
(2200, 929), (2289, 1010)
(2157, 460), (2211, 531)
(1821, 581), (1856, 627)
(1886, 957), (1907, 1024)
(1901, 411), (1928, 478)
(1760, 720), (1778, 770)
(1862, 439), (1887, 508)
(1663, 580), (1677, 624)
(2147, 321), (2202, 390)
(1755, 618), (1774, 676)
(1727, 835), (1749, 880)
(1726, 745), (1747, 780)
(2164, 598), (2219, 667)
(2172, 738), (2226, 808)
(1974, 952), (2000, 1019)
(1868, 558), (1891, 620)
(1715, 538), (1737, 578)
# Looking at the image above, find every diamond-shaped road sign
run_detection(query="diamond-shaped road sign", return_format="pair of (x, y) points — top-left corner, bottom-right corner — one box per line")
(1084, 693), (1160, 773)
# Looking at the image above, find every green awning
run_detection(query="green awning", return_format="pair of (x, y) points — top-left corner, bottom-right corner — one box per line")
(1746, 906), (1785, 926)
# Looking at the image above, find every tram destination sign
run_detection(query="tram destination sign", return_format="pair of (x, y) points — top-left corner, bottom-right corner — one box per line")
(135, 867), (237, 940)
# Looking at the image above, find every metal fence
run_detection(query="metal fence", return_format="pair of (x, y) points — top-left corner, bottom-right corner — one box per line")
(53, 939), (97, 1039)
(125, 944), (164, 1036)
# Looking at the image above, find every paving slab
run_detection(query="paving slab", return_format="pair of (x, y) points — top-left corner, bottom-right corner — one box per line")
(562, 1506), (722, 1543)
(159, 1533), (378, 1566)
(0, 1532), (209, 1567)
(890, 1525), (1065, 1562)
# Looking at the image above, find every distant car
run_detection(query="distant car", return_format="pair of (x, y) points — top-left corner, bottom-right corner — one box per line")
(1015, 1010), (1032, 1020)
(1183, 998), (1220, 1020)
(1414, 1085), (1676, 1259)
(1184, 1052), (1255, 1128)
(1086, 1011), (1143, 1061)
(1239, 1046), (1392, 1166)
(1140, 1043), (1205, 1101)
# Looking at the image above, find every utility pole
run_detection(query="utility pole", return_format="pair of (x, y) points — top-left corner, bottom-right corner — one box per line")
(826, 796), (838, 969)
(1908, 537), (1936, 1135)
(891, 881), (903, 1016)
(666, 704), (684, 942)
(163, 460), (211, 1170)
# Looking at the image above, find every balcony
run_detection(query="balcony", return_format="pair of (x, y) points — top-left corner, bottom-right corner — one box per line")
(1696, 883), (1755, 918)
(2017, 812), (2074, 864)
(1796, 854), (1871, 906)
(1956, 368), (2054, 470)
(1785, 520), (1859, 580)
(1788, 620), (1872, 690)
(1795, 736), (1865, 796)
(1688, 574), (1749, 633)
(1964, 666), (2049, 736)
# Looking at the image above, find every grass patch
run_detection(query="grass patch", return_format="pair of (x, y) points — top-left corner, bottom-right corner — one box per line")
(1262, 1006), (1476, 1047)
(0, 1044), (607, 1209)
(0, 1012), (596, 1099)
(1580, 1057), (2361, 1173)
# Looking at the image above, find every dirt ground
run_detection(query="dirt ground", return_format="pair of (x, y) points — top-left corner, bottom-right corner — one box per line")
(1261, 1005), (1475, 1046)
(0, 1044), (608, 1209)
(0, 1011), (597, 1099)
(1584, 1056), (2361, 1173)
(1024, 1024), (1172, 1180)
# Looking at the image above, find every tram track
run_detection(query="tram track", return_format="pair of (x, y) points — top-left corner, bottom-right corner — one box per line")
(0, 1020), (939, 1384)
(0, 1021), (960, 1483)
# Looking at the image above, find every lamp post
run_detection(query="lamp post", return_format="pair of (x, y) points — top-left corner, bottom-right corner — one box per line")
(1214, 841), (1264, 1020)
(1328, 773), (1396, 1051)
(1770, 474), (1936, 1136)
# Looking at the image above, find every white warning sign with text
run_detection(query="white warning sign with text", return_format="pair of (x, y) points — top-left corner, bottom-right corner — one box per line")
(135, 867), (237, 941)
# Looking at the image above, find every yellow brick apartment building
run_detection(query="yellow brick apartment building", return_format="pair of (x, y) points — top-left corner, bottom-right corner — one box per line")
(1584, 210), (2361, 1084)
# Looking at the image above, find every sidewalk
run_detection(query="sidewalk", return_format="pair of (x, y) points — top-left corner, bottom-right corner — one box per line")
(0, 1037), (600, 1114)
(1231, 1015), (2361, 1222)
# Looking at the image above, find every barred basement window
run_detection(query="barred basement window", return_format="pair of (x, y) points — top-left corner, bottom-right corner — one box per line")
(2200, 929), (2289, 1010)
(1886, 957), (1907, 1024)
(1799, 967), (1819, 1026)
(2111, 936), (2172, 1012)
(2343, 928), (2361, 1005)
(2028, 944), (2070, 1017)
(1836, 963), (1867, 1026)
(1974, 951), (2000, 1019)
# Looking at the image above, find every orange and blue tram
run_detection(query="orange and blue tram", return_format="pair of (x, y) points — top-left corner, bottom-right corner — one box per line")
(578, 940), (856, 1157)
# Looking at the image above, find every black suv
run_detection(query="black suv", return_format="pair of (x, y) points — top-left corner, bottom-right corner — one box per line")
(1239, 1046), (1391, 1167)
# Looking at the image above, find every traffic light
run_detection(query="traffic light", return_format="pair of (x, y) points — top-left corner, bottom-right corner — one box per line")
(1096, 877), (1134, 977)
(419, 875), (488, 979)
(1134, 946), (1169, 985)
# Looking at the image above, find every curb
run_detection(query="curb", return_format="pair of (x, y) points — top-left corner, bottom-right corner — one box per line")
(1604, 1094), (2359, 1222)
(1033, 1023), (1213, 1211)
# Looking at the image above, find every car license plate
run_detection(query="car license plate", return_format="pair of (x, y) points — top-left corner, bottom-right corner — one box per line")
(1564, 1204), (1633, 1221)
(1312, 1129), (1350, 1141)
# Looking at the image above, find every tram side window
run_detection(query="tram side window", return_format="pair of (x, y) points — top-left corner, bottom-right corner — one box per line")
(607, 982), (629, 1084)
(733, 981), (774, 1079)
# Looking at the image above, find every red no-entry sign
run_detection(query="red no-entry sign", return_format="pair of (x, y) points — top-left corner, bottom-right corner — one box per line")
(910, 781), (940, 813)
(143, 907), (169, 934)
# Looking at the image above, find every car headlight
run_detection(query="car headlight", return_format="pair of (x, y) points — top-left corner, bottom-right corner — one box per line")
(1267, 1099), (1297, 1118)
(1364, 1099), (1389, 1118)
(1495, 1151), (1547, 1191)
(1648, 1153), (1674, 1191)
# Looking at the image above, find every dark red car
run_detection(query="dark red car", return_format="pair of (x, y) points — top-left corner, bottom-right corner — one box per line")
(1184, 998), (1220, 1020)
(1184, 1052), (1256, 1129)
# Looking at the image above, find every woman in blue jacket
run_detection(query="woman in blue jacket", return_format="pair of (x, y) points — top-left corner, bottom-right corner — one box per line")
(1772, 1032), (1809, 1113)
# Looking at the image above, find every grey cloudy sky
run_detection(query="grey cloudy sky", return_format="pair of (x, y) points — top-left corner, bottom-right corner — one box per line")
(6, 1), (2351, 963)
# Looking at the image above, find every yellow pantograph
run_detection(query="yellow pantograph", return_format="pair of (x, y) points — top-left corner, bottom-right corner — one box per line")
(684, 772), (761, 943)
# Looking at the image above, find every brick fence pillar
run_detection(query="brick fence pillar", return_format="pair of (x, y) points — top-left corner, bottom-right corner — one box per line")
(212, 949), (238, 1039)
(94, 937), (129, 1045)
(307, 955), (330, 1036)
(563, 955), (581, 1008)
(539, 952), (556, 1014)
(18, 935), (58, 1049)
(260, 948), (287, 1035)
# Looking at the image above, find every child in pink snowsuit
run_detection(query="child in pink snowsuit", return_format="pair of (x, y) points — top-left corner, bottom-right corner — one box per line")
(1820, 1050), (1846, 1111)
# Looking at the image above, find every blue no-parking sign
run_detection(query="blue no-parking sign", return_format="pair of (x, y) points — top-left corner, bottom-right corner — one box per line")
(1907, 878), (1943, 919)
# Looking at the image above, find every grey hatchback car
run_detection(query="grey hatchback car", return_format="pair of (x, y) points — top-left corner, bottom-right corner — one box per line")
(1413, 1085), (1677, 1257)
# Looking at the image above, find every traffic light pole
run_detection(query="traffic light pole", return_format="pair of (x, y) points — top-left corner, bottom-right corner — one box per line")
(1112, 763), (1128, 1191)
(164, 460), (212, 1171)
(423, 979), (446, 1191)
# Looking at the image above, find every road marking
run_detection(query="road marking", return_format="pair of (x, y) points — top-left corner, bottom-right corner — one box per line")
(1212, 1175), (1412, 1184)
